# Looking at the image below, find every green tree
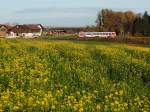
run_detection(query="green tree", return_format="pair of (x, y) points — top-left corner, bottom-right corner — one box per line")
(142, 11), (150, 36)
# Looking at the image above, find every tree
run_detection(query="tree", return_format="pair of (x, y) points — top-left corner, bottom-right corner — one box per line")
(133, 11), (150, 37)
(96, 11), (104, 31)
(96, 9), (137, 35)
(142, 11), (150, 36)
(124, 11), (137, 34)
(96, 9), (150, 37)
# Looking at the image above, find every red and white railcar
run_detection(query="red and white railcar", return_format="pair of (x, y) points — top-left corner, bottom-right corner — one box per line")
(79, 32), (116, 38)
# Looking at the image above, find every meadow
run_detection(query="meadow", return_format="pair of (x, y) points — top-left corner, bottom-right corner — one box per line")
(0, 38), (150, 112)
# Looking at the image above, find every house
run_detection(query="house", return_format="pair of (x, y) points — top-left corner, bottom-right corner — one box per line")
(48, 30), (66, 35)
(0, 24), (12, 37)
(7, 24), (44, 38)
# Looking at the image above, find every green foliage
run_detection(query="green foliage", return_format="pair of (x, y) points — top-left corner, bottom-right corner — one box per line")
(0, 39), (150, 111)
(134, 11), (150, 36)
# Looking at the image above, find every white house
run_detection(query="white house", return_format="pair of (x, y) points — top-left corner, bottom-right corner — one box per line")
(7, 24), (44, 38)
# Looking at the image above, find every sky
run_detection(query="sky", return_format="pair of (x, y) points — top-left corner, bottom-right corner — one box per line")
(0, 0), (150, 27)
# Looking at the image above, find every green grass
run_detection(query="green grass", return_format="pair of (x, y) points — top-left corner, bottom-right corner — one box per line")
(43, 34), (78, 40)
(0, 38), (150, 111)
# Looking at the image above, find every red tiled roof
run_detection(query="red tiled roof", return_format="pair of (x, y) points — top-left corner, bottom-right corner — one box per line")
(8, 24), (43, 33)
(23, 24), (42, 30)
(0, 24), (13, 30)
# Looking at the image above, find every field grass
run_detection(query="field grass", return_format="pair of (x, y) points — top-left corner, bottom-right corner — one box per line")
(44, 34), (150, 45)
(0, 38), (150, 111)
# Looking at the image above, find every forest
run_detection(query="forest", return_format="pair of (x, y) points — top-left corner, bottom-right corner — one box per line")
(96, 9), (150, 37)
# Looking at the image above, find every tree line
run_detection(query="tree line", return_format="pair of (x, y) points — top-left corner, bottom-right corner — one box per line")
(96, 9), (150, 37)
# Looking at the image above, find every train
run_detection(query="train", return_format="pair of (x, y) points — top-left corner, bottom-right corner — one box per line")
(79, 32), (116, 38)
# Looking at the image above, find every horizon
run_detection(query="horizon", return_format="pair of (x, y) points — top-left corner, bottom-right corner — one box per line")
(0, 0), (150, 27)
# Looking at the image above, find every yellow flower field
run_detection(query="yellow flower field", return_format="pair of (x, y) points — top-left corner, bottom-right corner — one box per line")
(0, 39), (150, 111)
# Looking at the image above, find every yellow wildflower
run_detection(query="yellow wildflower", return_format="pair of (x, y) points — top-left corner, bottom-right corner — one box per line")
(119, 90), (123, 96)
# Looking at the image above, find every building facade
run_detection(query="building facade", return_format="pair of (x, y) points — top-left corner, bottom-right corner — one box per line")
(7, 24), (44, 38)
(0, 25), (12, 37)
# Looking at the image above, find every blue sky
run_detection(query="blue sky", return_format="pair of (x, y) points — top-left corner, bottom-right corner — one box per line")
(0, 0), (150, 27)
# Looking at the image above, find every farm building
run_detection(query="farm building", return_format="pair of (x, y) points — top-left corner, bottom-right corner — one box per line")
(7, 24), (44, 38)
(48, 30), (66, 35)
(0, 24), (12, 37)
